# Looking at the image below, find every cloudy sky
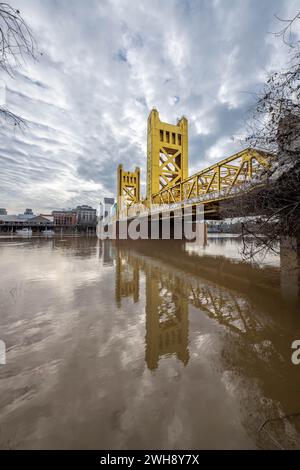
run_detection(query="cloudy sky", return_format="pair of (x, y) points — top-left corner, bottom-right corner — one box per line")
(0, 0), (299, 213)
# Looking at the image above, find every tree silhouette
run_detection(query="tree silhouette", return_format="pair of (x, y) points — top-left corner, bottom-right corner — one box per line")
(223, 13), (300, 260)
(0, 2), (37, 128)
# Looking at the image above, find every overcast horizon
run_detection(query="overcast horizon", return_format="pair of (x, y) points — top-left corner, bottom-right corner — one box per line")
(0, 0), (299, 214)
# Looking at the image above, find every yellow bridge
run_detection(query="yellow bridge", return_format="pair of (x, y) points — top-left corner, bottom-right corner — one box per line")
(117, 108), (270, 217)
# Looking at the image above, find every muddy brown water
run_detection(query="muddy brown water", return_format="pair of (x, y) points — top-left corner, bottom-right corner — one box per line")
(0, 236), (300, 449)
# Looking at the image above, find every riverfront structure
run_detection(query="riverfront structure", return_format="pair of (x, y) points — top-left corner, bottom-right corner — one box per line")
(0, 206), (98, 233)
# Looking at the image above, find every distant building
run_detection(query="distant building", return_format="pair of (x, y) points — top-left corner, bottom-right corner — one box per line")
(75, 205), (97, 227)
(52, 210), (77, 226)
(18, 208), (36, 220)
(104, 197), (115, 206)
(0, 208), (7, 215)
(27, 216), (53, 227)
(24, 208), (34, 215)
(0, 215), (25, 226)
(1, 207), (97, 233)
(100, 198), (115, 220)
(40, 214), (54, 224)
(0, 213), (54, 232)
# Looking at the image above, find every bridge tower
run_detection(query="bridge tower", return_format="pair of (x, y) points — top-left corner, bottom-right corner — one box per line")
(115, 247), (140, 308)
(147, 108), (188, 203)
(117, 164), (140, 217)
(145, 266), (189, 370)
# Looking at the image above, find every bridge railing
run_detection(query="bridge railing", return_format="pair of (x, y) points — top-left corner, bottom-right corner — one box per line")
(152, 147), (271, 205)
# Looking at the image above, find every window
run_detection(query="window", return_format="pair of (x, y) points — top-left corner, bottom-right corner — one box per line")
(160, 130), (163, 141)
(166, 131), (170, 143)
(178, 134), (182, 146)
(172, 133), (175, 144)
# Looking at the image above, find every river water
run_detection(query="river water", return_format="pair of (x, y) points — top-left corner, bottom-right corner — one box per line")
(0, 235), (300, 449)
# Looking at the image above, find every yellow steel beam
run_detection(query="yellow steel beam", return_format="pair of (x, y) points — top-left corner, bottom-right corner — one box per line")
(152, 147), (271, 206)
(147, 109), (188, 203)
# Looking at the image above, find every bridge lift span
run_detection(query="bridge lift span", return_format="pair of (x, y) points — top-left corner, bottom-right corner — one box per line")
(116, 109), (270, 217)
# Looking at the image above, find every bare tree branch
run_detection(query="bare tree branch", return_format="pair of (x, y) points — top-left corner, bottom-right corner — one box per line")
(274, 12), (300, 47)
(223, 13), (300, 263)
(0, 2), (37, 128)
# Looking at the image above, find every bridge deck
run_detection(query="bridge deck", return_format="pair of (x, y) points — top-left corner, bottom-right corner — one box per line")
(151, 147), (270, 206)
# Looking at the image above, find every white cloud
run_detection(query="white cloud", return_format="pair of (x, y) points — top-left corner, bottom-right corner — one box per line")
(0, 0), (297, 212)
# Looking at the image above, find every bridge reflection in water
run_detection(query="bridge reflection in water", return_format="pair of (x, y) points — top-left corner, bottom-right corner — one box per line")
(97, 238), (300, 448)
(109, 238), (298, 355)
(2, 236), (300, 450)
(114, 241), (190, 370)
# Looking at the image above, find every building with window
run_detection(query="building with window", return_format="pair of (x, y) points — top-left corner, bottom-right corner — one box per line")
(0, 213), (54, 232)
(52, 210), (77, 227)
(75, 205), (97, 229)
